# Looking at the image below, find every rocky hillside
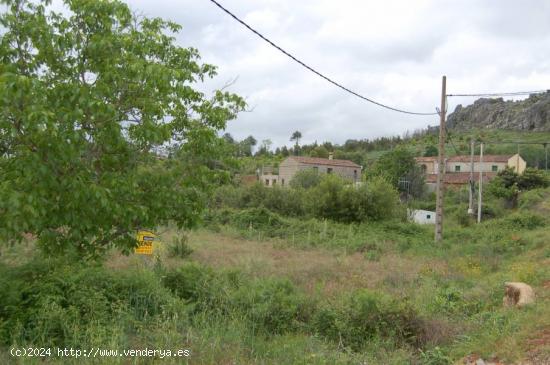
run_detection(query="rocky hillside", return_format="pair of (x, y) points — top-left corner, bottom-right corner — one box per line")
(447, 91), (550, 131)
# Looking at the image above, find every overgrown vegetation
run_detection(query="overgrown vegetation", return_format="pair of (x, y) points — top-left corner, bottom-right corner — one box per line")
(213, 174), (402, 223)
(1, 0), (549, 364)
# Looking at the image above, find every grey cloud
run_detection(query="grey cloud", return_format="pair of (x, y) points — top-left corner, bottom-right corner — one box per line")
(119, 0), (549, 147)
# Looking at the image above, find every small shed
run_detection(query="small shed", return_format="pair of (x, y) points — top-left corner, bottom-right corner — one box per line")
(409, 209), (436, 224)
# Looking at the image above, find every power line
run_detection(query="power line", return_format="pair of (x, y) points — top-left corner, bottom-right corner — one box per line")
(208, 0), (439, 116)
(447, 90), (548, 97)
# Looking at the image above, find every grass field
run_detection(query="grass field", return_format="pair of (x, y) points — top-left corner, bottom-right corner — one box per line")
(1, 190), (549, 364)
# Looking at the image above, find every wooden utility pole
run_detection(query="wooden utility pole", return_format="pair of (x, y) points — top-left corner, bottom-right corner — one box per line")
(477, 142), (484, 223)
(468, 139), (475, 215)
(545, 143), (548, 171)
(435, 76), (446, 242)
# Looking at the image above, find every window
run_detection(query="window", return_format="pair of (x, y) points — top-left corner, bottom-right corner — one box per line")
(454, 165), (461, 172)
(265, 179), (269, 186)
(421, 164), (427, 173)
(327, 167), (333, 174)
(492, 165), (498, 172)
(426, 214), (431, 219)
(354, 170), (357, 180)
(272, 179), (277, 185)
(281, 179), (285, 186)
(313, 166), (318, 173)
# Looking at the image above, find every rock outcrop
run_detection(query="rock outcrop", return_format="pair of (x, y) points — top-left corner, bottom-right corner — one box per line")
(447, 92), (550, 131)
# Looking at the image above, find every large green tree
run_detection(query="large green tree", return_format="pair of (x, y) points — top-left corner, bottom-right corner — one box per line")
(371, 147), (425, 198)
(0, 0), (245, 257)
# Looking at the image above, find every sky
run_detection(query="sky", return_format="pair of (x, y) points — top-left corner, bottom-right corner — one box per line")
(67, 1), (550, 147)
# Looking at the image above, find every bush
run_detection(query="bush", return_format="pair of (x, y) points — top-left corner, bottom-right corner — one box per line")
(313, 289), (425, 351)
(500, 212), (546, 230)
(230, 278), (309, 334)
(289, 169), (322, 189)
(0, 258), (181, 348)
(517, 168), (549, 190)
(167, 235), (193, 259)
(308, 175), (401, 223)
(232, 207), (288, 231)
(518, 188), (548, 209)
(162, 262), (214, 303)
(162, 264), (309, 334)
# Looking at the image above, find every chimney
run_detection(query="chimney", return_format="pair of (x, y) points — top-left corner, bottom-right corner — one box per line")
(328, 152), (333, 160)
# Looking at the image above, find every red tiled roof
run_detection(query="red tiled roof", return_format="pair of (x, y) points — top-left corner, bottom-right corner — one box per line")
(447, 155), (513, 163)
(289, 156), (361, 168)
(416, 155), (515, 163)
(415, 157), (437, 162)
(425, 172), (498, 184)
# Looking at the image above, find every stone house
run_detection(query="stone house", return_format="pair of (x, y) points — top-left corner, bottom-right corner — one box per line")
(415, 154), (526, 190)
(262, 154), (362, 187)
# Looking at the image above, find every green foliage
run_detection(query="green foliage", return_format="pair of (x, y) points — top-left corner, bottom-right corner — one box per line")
(309, 145), (329, 158)
(290, 131), (302, 146)
(372, 147), (416, 185)
(213, 174), (400, 224)
(371, 147), (426, 197)
(162, 262), (215, 304)
(310, 175), (400, 223)
(289, 169), (322, 189)
(231, 278), (309, 334)
(0, 0), (245, 257)
(212, 184), (306, 217)
(517, 167), (549, 190)
(167, 235), (193, 259)
(419, 347), (452, 365)
(162, 263), (309, 335)
(488, 168), (549, 207)
(312, 290), (425, 351)
(0, 257), (182, 348)
(424, 145), (439, 157)
(518, 188), (548, 209)
(499, 212), (546, 230)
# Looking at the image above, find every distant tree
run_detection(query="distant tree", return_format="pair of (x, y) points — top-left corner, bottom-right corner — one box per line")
(222, 133), (235, 144)
(310, 146), (329, 158)
(423, 145), (438, 157)
(256, 139), (273, 156)
(290, 131), (302, 148)
(371, 147), (425, 198)
(281, 146), (290, 157)
(239, 135), (257, 156)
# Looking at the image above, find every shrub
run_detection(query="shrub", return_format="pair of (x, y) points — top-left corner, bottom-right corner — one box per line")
(517, 168), (549, 190)
(230, 278), (309, 334)
(500, 212), (546, 230)
(162, 264), (309, 334)
(289, 169), (322, 189)
(162, 262), (214, 303)
(313, 289), (425, 351)
(167, 235), (193, 259)
(232, 207), (288, 231)
(0, 258), (180, 348)
(518, 188), (548, 209)
(308, 175), (401, 223)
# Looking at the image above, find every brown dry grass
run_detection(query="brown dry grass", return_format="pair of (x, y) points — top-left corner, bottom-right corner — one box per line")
(110, 229), (448, 297)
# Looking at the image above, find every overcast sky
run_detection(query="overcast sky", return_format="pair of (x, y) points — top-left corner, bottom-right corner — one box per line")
(119, 1), (550, 147)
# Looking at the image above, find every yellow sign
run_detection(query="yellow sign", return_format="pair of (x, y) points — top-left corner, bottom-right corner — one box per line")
(135, 230), (155, 255)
